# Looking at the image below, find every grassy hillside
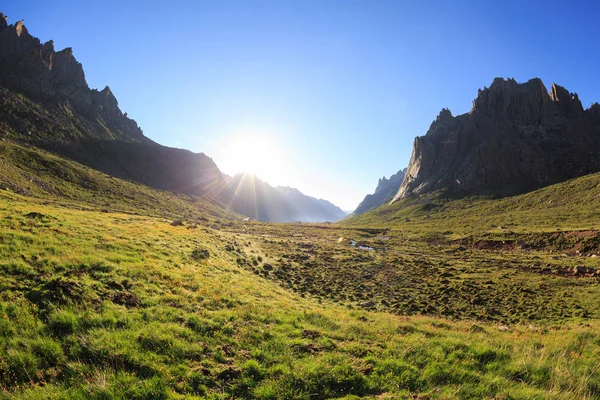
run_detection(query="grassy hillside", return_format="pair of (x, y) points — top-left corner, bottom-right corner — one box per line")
(344, 172), (600, 237)
(0, 140), (233, 222)
(1, 144), (600, 398)
(1, 192), (600, 399)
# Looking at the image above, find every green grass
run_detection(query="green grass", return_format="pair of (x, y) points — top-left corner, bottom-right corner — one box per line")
(0, 141), (233, 222)
(2, 144), (600, 398)
(0, 190), (599, 399)
(344, 172), (600, 237)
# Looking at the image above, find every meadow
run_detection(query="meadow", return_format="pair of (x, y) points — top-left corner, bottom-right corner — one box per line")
(1, 142), (600, 398)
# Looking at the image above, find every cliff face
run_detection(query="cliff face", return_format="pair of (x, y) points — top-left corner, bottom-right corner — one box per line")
(393, 78), (600, 201)
(354, 168), (406, 215)
(0, 13), (222, 194)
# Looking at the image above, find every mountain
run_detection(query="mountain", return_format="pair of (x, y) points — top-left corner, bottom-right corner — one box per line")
(0, 13), (224, 195)
(353, 168), (406, 215)
(218, 173), (345, 222)
(276, 186), (346, 222)
(393, 78), (600, 201)
(0, 13), (347, 221)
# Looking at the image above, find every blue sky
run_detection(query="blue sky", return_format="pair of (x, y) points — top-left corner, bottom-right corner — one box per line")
(4, 0), (600, 210)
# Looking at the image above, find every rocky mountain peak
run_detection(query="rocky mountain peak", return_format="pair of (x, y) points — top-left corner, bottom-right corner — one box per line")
(470, 77), (549, 123)
(353, 168), (406, 215)
(0, 13), (145, 140)
(437, 107), (453, 120)
(549, 82), (584, 119)
(392, 78), (600, 202)
(0, 11), (224, 199)
(15, 20), (26, 37)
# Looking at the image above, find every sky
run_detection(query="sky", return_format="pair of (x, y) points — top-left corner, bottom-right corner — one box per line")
(3, 1), (600, 210)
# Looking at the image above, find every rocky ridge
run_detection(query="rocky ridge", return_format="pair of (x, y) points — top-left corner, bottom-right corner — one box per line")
(353, 168), (406, 215)
(393, 78), (600, 201)
(0, 13), (222, 194)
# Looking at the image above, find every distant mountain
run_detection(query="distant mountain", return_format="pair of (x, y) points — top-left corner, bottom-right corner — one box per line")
(353, 168), (406, 215)
(393, 78), (600, 201)
(315, 198), (348, 220)
(0, 13), (223, 195)
(218, 174), (345, 222)
(276, 186), (346, 222)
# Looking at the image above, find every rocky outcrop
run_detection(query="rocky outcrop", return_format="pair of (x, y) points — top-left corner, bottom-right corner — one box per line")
(0, 13), (222, 194)
(393, 78), (600, 201)
(354, 168), (406, 215)
(0, 14), (143, 140)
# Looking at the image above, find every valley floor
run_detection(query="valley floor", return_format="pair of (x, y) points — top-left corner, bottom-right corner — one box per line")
(1, 189), (600, 399)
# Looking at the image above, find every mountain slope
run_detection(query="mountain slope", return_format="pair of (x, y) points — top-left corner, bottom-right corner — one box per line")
(393, 78), (600, 201)
(218, 174), (345, 222)
(353, 168), (406, 215)
(0, 140), (235, 221)
(0, 13), (223, 195)
(276, 186), (346, 222)
(345, 170), (600, 236)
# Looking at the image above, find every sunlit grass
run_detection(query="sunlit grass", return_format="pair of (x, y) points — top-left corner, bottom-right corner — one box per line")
(1, 142), (600, 398)
(1, 194), (600, 399)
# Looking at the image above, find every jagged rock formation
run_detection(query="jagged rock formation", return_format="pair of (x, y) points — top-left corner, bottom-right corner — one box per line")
(219, 174), (345, 222)
(0, 13), (222, 194)
(393, 78), (600, 201)
(353, 168), (406, 215)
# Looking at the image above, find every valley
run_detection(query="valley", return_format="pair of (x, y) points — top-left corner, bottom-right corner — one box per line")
(2, 6), (600, 400)
(2, 161), (600, 398)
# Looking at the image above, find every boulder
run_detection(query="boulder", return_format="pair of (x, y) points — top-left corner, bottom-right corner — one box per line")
(573, 266), (586, 274)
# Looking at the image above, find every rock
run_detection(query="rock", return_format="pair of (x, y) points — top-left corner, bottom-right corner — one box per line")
(191, 248), (209, 260)
(24, 211), (46, 219)
(353, 168), (406, 214)
(171, 220), (184, 226)
(393, 78), (600, 201)
(498, 325), (510, 331)
(359, 301), (375, 308)
(573, 266), (586, 274)
(263, 263), (273, 271)
(111, 291), (140, 307)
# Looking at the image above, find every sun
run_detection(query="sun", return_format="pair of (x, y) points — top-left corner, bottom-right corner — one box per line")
(219, 133), (286, 184)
